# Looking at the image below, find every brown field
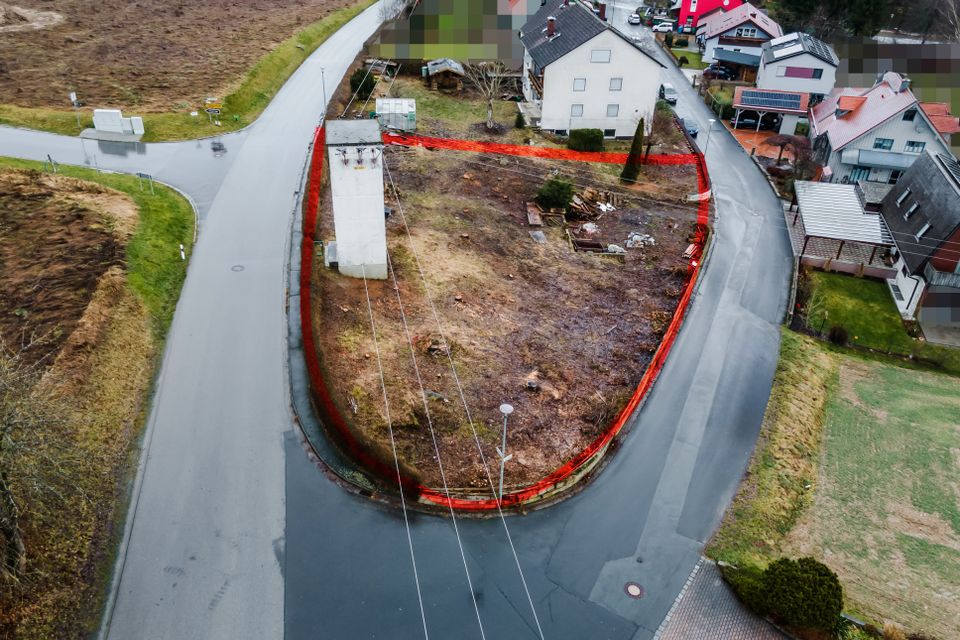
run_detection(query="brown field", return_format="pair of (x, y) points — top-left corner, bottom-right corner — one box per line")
(0, 0), (351, 109)
(311, 144), (699, 492)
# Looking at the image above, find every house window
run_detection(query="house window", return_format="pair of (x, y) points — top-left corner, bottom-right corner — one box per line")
(555, 130), (568, 136)
(873, 138), (894, 150)
(573, 78), (586, 92)
(609, 77), (623, 91)
(896, 188), (911, 206)
(890, 283), (904, 301)
(590, 49), (612, 63)
(735, 27), (757, 38)
(607, 104), (620, 117)
(888, 170), (903, 184)
(904, 202), (919, 220)
(916, 223), (931, 240)
(604, 128), (616, 137)
(571, 104), (584, 117)
(904, 140), (926, 153)
(902, 108), (917, 121)
(784, 67), (824, 79)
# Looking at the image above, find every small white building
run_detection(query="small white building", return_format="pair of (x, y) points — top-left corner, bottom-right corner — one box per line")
(326, 120), (387, 280)
(519, 0), (664, 138)
(700, 2), (782, 69)
(375, 98), (416, 132)
(757, 32), (838, 99)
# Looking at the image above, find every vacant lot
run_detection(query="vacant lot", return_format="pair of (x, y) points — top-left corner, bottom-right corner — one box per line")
(312, 141), (698, 491)
(0, 0), (371, 139)
(0, 161), (193, 638)
(709, 330), (960, 638)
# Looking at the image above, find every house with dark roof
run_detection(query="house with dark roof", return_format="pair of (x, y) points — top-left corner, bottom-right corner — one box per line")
(700, 2), (782, 80)
(880, 152), (960, 344)
(756, 32), (838, 100)
(810, 72), (957, 185)
(519, 0), (664, 138)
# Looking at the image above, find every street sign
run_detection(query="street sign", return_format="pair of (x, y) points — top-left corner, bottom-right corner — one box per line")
(205, 108), (221, 115)
(205, 102), (223, 111)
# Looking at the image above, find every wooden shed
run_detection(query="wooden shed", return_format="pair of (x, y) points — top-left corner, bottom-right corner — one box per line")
(423, 58), (465, 92)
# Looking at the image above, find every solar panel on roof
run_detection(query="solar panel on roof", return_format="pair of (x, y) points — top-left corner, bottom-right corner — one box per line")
(772, 43), (804, 58)
(740, 90), (803, 111)
(939, 154), (960, 189)
(769, 32), (799, 46)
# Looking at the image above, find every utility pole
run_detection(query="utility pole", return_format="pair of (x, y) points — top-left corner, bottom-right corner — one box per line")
(704, 118), (716, 156)
(497, 403), (514, 503)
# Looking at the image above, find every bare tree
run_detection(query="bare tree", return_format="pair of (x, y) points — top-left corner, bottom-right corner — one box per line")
(941, 0), (960, 41)
(462, 61), (509, 130)
(789, 136), (818, 181)
(765, 134), (794, 164)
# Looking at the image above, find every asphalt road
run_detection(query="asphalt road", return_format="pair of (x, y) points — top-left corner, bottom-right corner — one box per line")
(0, 4), (793, 638)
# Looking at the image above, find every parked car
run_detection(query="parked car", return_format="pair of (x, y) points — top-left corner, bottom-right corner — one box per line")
(659, 83), (678, 105)
(703, 65), (734, 80)
(679, 117), (698, 138)
(732, 113), (781, 131)
(627, 13), (642, 25)
(652, 22), (674, 33)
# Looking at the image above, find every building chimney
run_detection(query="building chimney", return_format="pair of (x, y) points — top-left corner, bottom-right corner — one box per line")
(599, 3), (607, 20)
(547, 16), (556, 37)
(899, 77), (912, 93)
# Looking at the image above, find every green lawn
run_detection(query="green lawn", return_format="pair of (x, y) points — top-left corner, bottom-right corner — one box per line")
(0, 157), (194, 336)
(709, 329), (960, 637)
(0, 0), (375, 142)
(672, 48), (707, 70)
(804, 270), (960, 374)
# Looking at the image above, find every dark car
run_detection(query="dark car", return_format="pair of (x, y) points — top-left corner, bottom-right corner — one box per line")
(702, 65), (734, 80)
(679, 117), (698, 138)
(732, 113), (781, 131)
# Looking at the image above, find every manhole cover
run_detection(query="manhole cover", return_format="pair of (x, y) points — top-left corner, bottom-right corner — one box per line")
(624, 582), (644, 599)
(231, 265), (245, 272)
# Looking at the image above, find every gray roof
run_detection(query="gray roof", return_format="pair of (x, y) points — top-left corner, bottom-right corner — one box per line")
(856, 180), (893, 206)
(795, 181), (893, 245)
(761, 32), (838, 66)
(880, 152), (960, 273)
(325, 119), (382, 146)
(426, 58), (464, 76)
(519, 1), (663, 70)
(713, 48), (761, 67)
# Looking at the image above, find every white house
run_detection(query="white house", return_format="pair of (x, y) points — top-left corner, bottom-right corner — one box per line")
(519, 0), (664, 138)
(700, 1), (782, 72)
(810, 71), (958, 185)
(757, 32), (838, 99)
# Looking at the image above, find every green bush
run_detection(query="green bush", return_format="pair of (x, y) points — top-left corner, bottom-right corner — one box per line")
(828, 325), (849, 345)
(537, 177), (574, 210)
(350, 68), (376, 101)
(665, 31), (675, 46)
(676, 37), (689, 47)
(567, 128), (604, 152)
(515, 111), (525, 129)
(722, 564), (768, 616)
(620, 117), (644, 183)
(678, 55), (689, 67)
(764, 558), (844, 632)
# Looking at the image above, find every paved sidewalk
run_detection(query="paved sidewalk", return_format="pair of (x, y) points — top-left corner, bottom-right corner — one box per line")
(657, 560), (788, 640)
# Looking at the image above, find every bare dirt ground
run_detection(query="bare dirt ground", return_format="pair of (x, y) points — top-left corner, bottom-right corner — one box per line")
(0, 170), (132, 364)
(0, 0), (352, 108)
(312, 146), (699, 491)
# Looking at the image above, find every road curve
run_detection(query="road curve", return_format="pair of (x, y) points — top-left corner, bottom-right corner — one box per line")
(0, 4), (793, 638)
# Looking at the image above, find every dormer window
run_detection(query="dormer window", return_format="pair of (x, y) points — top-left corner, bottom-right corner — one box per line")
(915, 223), (931, 240)
(896, 188), (911, 206)
(902, 108), (917, 121)
(904, 202), (919, 220)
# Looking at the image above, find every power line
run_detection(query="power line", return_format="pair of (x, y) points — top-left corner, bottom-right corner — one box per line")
(384, 158), (547, 640)
(373, 259), (489, 640)
(359, 264), (430, 640)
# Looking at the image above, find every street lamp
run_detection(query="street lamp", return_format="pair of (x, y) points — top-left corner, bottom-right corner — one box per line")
(497, 403), (514, 503)
(704, 118), (717, 156)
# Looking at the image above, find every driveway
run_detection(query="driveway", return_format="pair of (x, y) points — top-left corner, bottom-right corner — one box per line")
(0, 4), (793, 639)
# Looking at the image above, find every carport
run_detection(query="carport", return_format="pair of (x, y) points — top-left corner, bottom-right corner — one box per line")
(733, 86), (809, 135)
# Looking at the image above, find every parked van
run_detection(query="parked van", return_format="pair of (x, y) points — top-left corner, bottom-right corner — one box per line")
(659, 83), (678, 105)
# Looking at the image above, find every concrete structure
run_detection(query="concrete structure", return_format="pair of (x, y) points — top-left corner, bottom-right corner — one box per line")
(810, 72), (957, 185)
(700, 2), (782, 74)
(671, 0), (744, 33)
(880, 153), (960, 343)
(519, 0), (664, 138)
(757, 32), (838, 100)
(326, 120), (387, 280)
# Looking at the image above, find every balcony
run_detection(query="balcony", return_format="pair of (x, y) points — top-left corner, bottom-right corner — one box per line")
(841, 148), (917, 170)
(924, 261), (960, 289)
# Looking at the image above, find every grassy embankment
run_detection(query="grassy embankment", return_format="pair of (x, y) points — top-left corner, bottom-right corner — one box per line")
(708, 327), (960, 638)
(0, 157), (193, 638)
(0, 0), (376, 142)
(671, 48), (707, 69)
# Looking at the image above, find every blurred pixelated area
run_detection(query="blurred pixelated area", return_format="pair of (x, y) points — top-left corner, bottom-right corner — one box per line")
(836, 41), (960, 153)
(371, 0), (540, 62)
